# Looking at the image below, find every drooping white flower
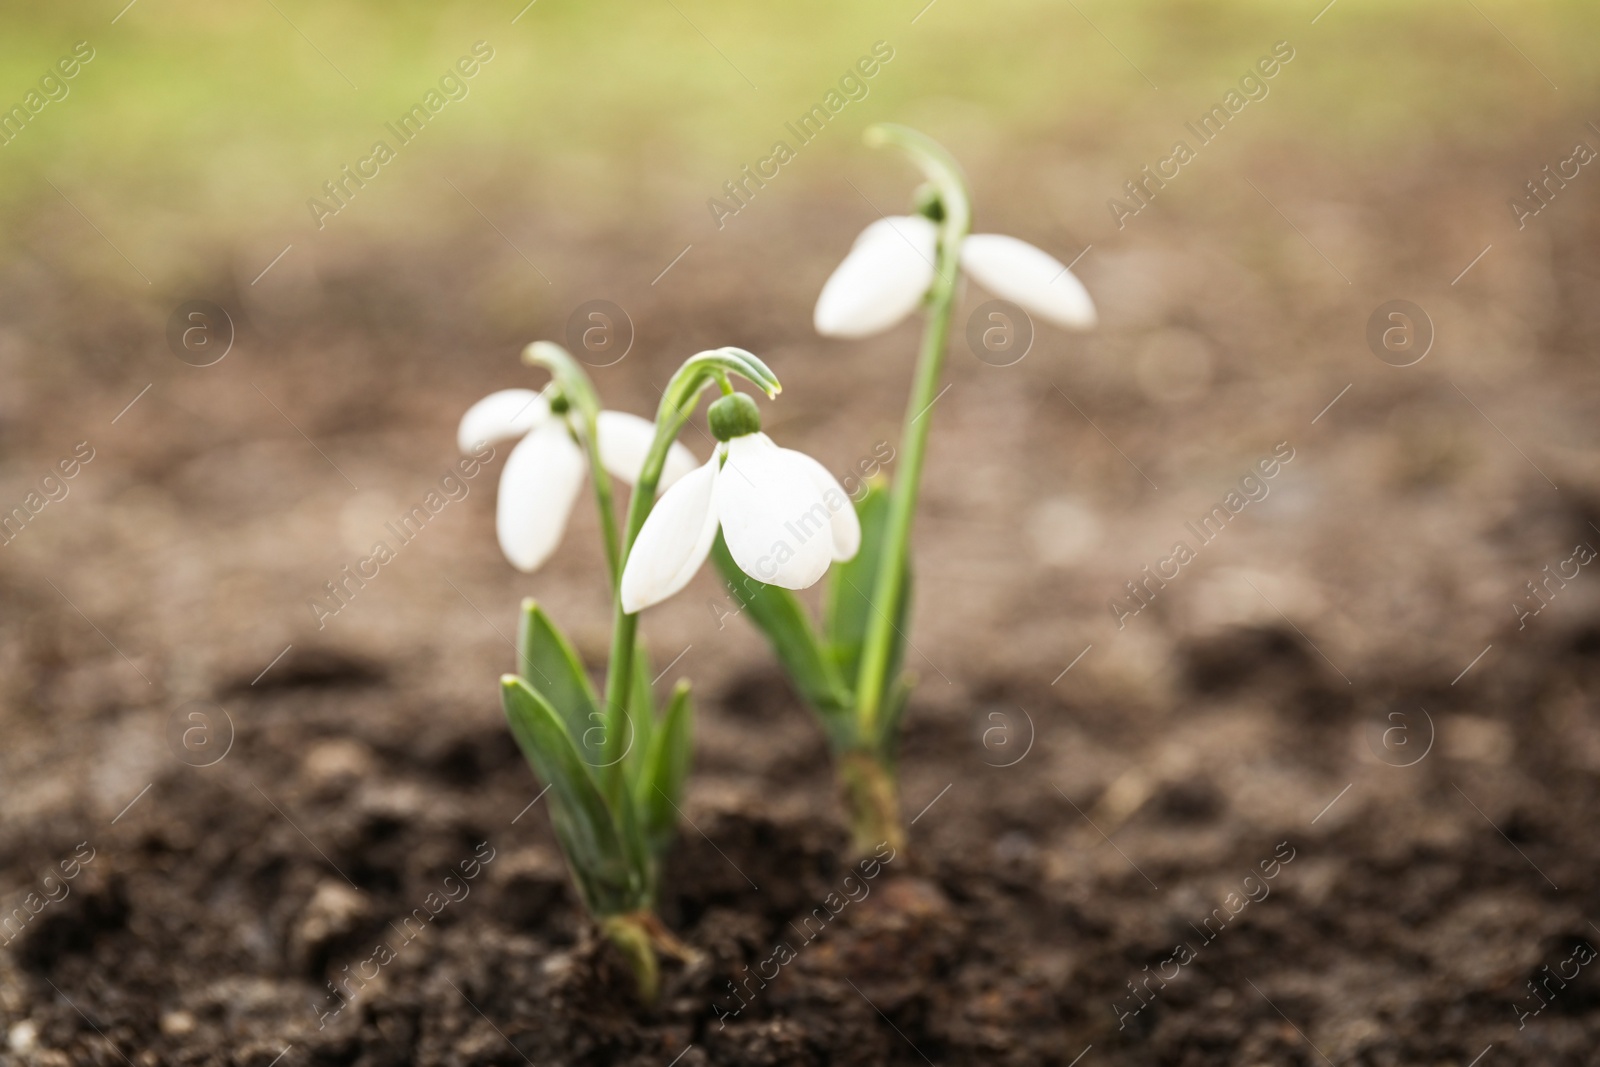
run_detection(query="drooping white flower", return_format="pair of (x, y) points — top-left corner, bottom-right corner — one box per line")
(813, 216), (938, 338)
(813, 216), (1096, 337)
(459, 388), (696, 572)
(620, 395), (859, 613)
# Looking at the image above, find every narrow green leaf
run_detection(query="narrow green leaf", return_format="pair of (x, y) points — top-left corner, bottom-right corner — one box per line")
(636, 681), (694, 859)
(710, 532), (854, 735)
(621, 640), (655, 790)
(877, 672), (915, 765)
(823, 480), (891, 688)
(882, 560), (912, 719)
(499, 676), (644, 915)
(823, 479), (912, 721)
(517, 598), (605, 767)
(610, 758), (656, 902)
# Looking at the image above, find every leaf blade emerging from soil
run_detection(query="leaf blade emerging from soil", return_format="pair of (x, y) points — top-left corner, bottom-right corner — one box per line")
(518, 598), (605, 767)
(711, 530), (854, 740)
(636, 680), (693, 861)
(500, 675), (644, 915)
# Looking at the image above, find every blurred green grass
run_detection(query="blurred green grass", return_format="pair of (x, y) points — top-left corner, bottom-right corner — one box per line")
(0, 0), (1589, 261)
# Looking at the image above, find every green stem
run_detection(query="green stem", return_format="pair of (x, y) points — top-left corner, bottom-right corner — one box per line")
(853, 125), (971, 743)
(840, 751), (906, 857)
(600, 425), (678, 799)
(599, 908), (705, 1003)
(600, 912), (661, 1003)
(578, 423), (623, 589)
(598, 348), (781, 800)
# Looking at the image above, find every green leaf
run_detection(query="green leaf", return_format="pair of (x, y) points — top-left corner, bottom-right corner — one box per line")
(823, 479), (912, 717)
(610, 759), (655, 903)
(823, 480), (890, 689)
(635, 681), (693, 860)
(621, 640), (655, 789)
(499, 676), (644, 915)
(879, 560), (912, 719)
(517, 599), (605, 767)
(877, 672), (915, 765)
(710, 532), (853, 737)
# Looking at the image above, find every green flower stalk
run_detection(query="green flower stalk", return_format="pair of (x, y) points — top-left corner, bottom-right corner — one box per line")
(713, 125), (1098, 854)
(457, 343), (781, 1000)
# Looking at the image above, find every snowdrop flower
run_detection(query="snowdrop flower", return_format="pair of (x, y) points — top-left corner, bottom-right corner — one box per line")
(620, 393), (859, 613)
(813, 216), (1096, 338)
(458, 387), (696, 572)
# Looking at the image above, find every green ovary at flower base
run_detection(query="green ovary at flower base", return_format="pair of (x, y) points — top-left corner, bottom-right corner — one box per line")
(458, 342), (782, 1001)
(712, 124), (1098, 855)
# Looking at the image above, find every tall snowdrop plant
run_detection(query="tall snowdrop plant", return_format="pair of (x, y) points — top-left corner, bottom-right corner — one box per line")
(458, 341), (780, 1001)
(714, 125), (1096, 854)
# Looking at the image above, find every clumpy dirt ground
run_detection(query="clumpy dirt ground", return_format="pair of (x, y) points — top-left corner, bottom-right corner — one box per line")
(2, 125), (1600, 1066)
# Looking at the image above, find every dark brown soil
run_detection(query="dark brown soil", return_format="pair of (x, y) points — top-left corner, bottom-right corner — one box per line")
(4, 128), (1600, 1066)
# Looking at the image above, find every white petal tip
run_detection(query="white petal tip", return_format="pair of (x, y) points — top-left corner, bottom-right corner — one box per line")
(458, 389), (548, 454)
(618, 457), (720, 612)
(494, 422), (583, 575)
(961, 233), (1098, 332)
(813, 216), (938, 339)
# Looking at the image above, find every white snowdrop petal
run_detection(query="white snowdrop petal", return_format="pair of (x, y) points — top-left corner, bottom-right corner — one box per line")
(814, 215), (939, 338)
(594, 410), (652, 484)
(458, 389), (550, 453)
(715, 434), (833, 590)
(620, 456), (721, 613)
(661, 440), (699, 489)
(592, 411), (699, 491)
(960, 233), (1097, 330)
(783, 448), (861, 561)
(496, 422), (585, 573)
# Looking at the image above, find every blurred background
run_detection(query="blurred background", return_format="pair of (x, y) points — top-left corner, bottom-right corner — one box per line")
(2, 1), (1599, 1064)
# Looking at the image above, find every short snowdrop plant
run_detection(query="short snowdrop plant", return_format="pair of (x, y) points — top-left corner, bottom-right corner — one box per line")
(715, 125), (1096, 854)
(458, 340), (780, 1000)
